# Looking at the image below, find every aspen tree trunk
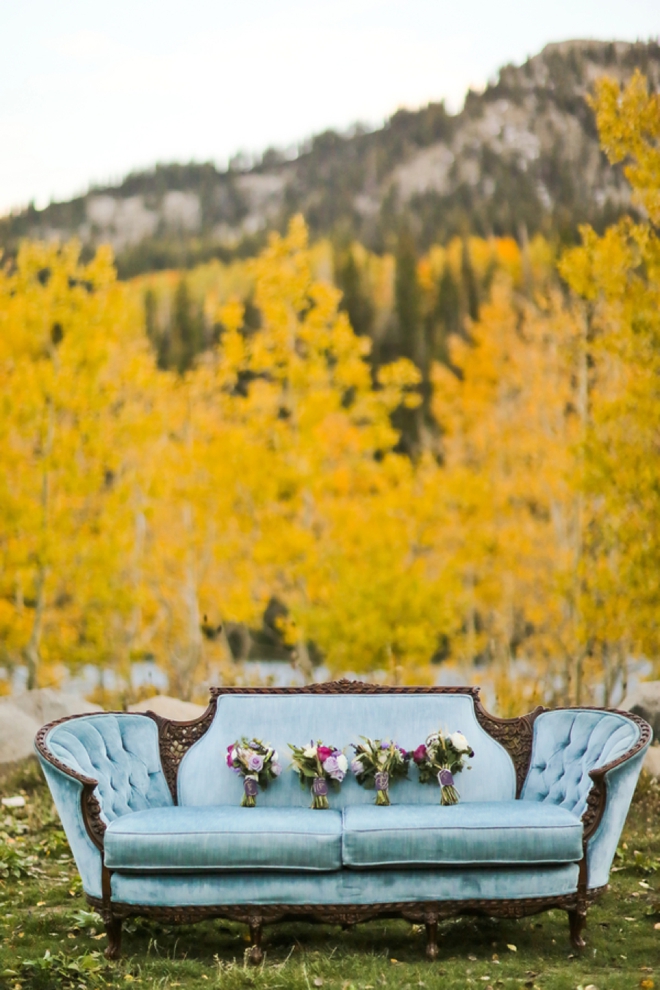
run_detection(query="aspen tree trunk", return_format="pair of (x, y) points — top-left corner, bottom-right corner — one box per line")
(25, 397), (54, 690)
(295, 634), (314, 684)
(181, 505), (203, 700)
(573, 304), (592, 706)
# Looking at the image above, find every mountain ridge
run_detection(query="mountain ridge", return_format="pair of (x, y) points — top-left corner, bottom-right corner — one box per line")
(2, 38), (659, 276)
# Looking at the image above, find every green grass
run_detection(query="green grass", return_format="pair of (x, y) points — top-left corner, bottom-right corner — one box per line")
(0, 759), (658, 990)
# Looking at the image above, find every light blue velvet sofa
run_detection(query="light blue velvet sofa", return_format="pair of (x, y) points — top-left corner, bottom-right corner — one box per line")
(34, 681), (651, 962)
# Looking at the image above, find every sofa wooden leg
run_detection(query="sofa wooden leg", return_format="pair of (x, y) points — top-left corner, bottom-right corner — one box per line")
(425, 920), (439, 960)
(104, 917), (122, 960)
(568, 908), (587, 950)
(248, 919), (264, 965)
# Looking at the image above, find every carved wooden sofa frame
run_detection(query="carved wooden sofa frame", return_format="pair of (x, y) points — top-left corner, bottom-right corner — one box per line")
(35, 681), (652, 963)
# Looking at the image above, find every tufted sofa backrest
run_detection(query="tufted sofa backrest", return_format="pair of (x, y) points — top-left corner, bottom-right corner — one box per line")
(46, 714), (172, 824)
(520, 709), (640, 818)
(178, 692), (517, 807)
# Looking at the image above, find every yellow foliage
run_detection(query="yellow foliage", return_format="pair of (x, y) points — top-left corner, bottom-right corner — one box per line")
(3, 72), (659, 709)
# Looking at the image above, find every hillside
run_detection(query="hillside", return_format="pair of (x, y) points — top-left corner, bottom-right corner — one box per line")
(2, 39), (660, 276)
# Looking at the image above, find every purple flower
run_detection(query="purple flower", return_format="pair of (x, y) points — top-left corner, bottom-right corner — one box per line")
(329, 768), (345, 782)
(381, 741), (390, 749)
(271, 762), (282, 777)
(322, 755), (339, 774)
(350, 759), (363, 775)
(248, 753), (264, 772)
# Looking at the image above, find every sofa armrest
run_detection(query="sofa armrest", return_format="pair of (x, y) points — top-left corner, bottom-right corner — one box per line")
(35, 752), (104, 899)
(35, 711), (174, 898)
(582, 726), (651, 889)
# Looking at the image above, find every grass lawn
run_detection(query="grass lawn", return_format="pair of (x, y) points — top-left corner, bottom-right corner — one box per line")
(0, 759), (658, 990)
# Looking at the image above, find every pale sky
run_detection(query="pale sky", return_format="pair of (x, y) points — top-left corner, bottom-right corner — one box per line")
(1, 0), (658, 215)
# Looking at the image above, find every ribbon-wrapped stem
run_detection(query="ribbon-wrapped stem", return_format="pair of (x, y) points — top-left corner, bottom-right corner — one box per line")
(311, 776), (330, 810)
(374, 771), (390, 806)
(242, 776), (259, 808)
(438, 768), (459, 805)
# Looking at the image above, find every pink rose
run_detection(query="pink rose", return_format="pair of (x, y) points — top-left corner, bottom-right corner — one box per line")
(413, 744), (427, 764)
(317, 745), (333, 763)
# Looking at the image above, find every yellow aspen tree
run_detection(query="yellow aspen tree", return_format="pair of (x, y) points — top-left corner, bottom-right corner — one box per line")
(0, 243), (145, 687)
(559, 71), (660, 689)
(432, 276), (585, 708)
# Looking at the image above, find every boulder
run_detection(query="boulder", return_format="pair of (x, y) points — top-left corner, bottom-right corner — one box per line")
(620, 681), (660, 744)
(0, 704), (42, 765)
(645, 744), (660, 779)
(128, 695), (206, 721)
(0, 689), (102, 766)
(8, 687), (102, 725)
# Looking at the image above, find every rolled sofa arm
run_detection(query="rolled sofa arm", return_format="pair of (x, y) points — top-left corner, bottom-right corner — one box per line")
(35, 712), (173, 899)
(520, 707), (652, 889)
(36, 755), (105, 899)
(582, 740), (650, 889)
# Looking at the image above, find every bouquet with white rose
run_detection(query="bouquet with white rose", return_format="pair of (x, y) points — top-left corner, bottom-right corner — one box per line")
(412, 729), (473, 805)
(350, 738), (411, 805)
(226, 737), (282, 807)
(288, 740), (348, 809)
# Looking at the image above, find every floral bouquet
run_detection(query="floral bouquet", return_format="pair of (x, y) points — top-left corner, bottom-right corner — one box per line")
(288, 741), (348, 809)
(350, 738), (410, 805)
(412, 729), (473, 805)
(226, 737), (282, 807)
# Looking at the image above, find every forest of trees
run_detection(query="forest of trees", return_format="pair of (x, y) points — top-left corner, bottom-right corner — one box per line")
(1, 72), (659, 712)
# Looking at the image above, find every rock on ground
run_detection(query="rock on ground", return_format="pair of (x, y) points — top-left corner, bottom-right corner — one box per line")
(0, 689), (102, 765)
(621, 681), (660, 743)
(645, 744), (660, 779)
(128, 695), (207, 720)
(620, 681), (660, 778)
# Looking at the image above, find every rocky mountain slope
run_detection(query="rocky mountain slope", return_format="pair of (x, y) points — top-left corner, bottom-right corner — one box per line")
(3, 39), (659, 276)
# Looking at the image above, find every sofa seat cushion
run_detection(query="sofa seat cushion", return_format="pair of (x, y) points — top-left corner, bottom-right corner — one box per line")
(342, 801), (583, 868)
(105, 806), (342, 872)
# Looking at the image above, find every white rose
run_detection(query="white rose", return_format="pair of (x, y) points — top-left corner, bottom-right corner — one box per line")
(450, 732), (469, 753)
(231, 748), (238, 761)
(303, 746), (317, 759)
(336, 753), (348, 772)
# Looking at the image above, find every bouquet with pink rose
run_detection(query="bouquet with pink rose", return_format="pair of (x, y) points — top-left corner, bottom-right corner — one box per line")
(226, 737), (282, 807)
(288, 740), (348, 809)
(350, 737), (410, 805)
(413, 729), (473, 805)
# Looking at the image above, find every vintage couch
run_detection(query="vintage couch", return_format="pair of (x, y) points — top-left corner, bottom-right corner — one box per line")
(35, 681), (652, 962)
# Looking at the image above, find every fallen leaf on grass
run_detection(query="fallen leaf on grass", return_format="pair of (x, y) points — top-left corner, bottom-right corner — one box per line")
(506, 944), (517, 952)
(313, 980), (324, 987)
(654, 922), (660, 930)
(640, 981), (654, 989)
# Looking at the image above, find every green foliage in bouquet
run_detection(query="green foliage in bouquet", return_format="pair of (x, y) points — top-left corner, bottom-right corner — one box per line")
(288, 741), (347, 809)
(412, 730), (473, 805)
(350, 738), (411, 805)
(226, 738), (282, 807)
